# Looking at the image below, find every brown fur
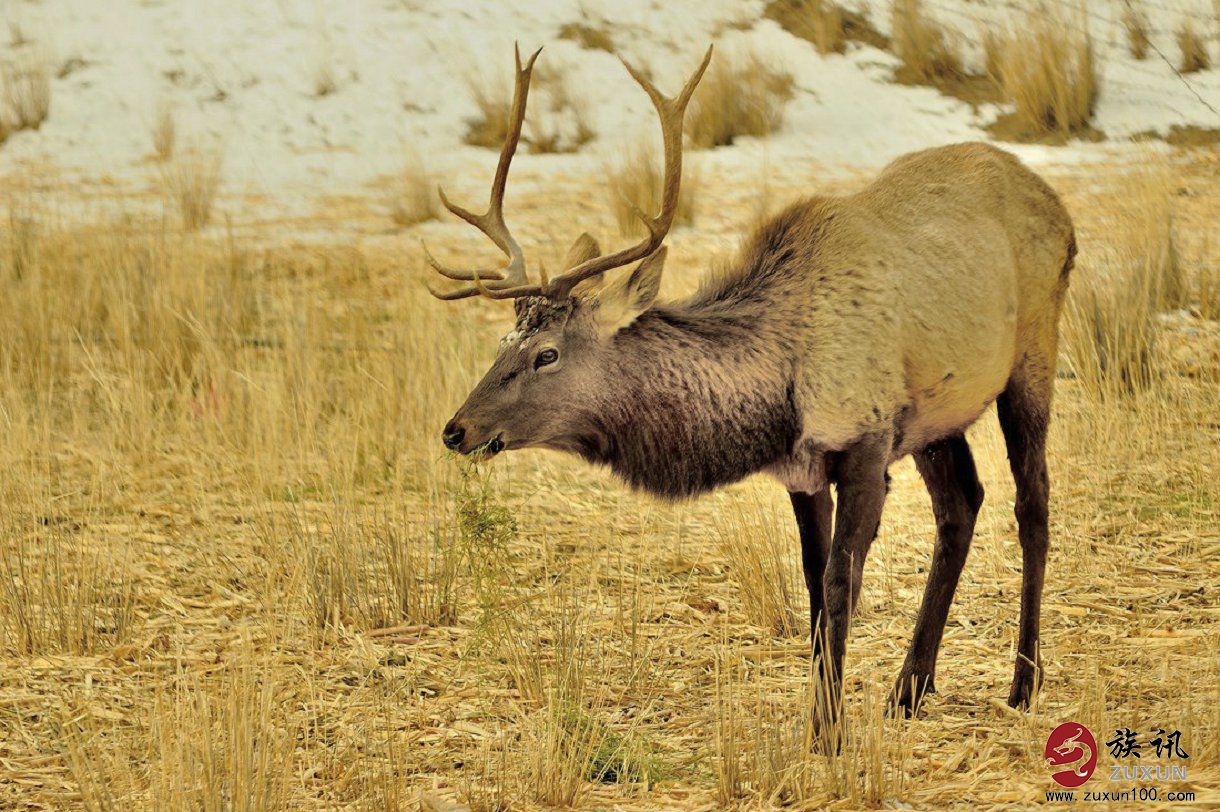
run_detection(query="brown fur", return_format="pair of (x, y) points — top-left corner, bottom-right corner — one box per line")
(443, 141), (1075, 717)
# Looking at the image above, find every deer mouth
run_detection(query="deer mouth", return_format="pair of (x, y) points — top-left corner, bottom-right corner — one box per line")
(470, 434), (506, 459)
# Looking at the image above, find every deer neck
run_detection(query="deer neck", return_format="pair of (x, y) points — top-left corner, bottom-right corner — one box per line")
(571, 303), (799, 500)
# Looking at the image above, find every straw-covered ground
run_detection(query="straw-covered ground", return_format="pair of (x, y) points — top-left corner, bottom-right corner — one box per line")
(0, 146), (1217, 810)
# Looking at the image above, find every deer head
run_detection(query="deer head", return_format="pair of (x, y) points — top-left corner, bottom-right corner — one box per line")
(428, 44), (711, 458)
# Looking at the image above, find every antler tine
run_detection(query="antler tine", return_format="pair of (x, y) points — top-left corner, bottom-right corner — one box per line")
(427, 43), (543, 299)
(544, 46), (713, 299)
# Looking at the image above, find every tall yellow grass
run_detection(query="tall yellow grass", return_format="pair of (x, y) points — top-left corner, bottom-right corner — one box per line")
(1, 156), (1216, 809)
(890, 0), (962, 83)
(605, 138), (700, 236)
(687, 51), (793, 148)
(988, 12), (1097, 138)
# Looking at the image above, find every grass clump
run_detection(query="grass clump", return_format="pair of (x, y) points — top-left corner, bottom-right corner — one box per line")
(161, 146), (223, 230)
(464, 64), (594, 153)
(1062, 170), (1185, 399)
(557, 22), (614, 52)
(151, 102), (176, 162)
(890, 0), (962, 84)
(687, 51), (794, 148)
(388, 153), (441, 227)
(1177, 22), (1210, 73)
(524, 63), (595, 154)
(987, 12), (1098, 140)
(1122, 3), (1150, 60)
(3, 57), (50, 130)
(715, 498), (802, 637)
(766, 0), (889, 52)
(605, 138), (699, 236)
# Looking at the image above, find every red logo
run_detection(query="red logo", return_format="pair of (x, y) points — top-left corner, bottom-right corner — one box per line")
(1046, 722), (1098, 787)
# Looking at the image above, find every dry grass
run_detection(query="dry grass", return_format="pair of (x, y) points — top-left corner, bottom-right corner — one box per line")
(986, 11), (1098, 139)
(160, 146), (224, 229)
(557, 21), (614, 53)
(766, 0), (847, 54)
(715, 498), (802, 638)
(1177, 21), (1211, 73)
(388, 153), (441, 228)
(1061, 168), (1189, 400)
(1122, 3), (1151, 60)
(890, 0), (963, 84)
(2, 56), (51, 130)
(313, 60), (339, 97)
(604, 139), (699, 236)
(687, 51), (794, 149)
(765, 0), (889, 52)
(0, 156), (1217, 810)
(462, 71), (512, 149)
(524, 63), (594, 154)
(151, 103), (176, 162)
(464, 64), (593, 153)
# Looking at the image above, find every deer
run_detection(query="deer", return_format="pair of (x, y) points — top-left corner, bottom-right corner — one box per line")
(426, 44), (1075, 724)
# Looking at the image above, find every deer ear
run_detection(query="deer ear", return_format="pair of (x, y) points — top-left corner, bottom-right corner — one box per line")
(592, 247), (666, 336)
(565, 233), (605, 297)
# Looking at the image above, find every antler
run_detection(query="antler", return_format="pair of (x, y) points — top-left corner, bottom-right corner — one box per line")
(426, 45), (712, 302)
(543, 46), (712, 299)
(425, 44), (545, 300)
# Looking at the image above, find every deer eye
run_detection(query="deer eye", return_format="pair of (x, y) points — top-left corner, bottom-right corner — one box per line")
(534, 348), (559, 369)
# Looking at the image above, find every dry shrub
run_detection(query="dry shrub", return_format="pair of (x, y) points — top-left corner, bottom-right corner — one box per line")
(1122, 4), (1150, 60)
(388, 153), (440, 227)
(3, 57), (51, 130)
(605, 138), (699, 236)
(687, 51), (793, 149)
(716, 497), (802, 637)
(890, 0), (963, 84)
(525, 63), (595, 154)
(557, 21), (614, 52)
(161, 146), (223, 230)
(151, 102), (176, 162)
(1177, 22), (1210, 73)
(988, 12), (1097, 138)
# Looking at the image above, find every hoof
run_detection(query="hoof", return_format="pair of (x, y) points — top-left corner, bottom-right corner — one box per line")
(1006, 669), (1040, 711)
(889, 670), (936, 718)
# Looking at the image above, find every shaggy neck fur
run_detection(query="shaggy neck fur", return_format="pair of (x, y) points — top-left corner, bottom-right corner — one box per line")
(571, 301), (799, 500)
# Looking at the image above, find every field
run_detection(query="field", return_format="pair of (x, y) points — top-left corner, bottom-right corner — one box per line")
(0, 145), (1217, 809)
(3, 0), (1220, 807)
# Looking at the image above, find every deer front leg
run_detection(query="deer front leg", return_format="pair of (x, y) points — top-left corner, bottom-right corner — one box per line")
(790, 488), (833, 655)
(815, 435), (890, 735)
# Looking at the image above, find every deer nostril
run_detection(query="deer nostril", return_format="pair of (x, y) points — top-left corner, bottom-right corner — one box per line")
(442, 422), (465, 450)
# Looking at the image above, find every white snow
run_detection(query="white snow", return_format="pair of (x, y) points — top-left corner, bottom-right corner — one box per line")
(1, 0), (1217, 217)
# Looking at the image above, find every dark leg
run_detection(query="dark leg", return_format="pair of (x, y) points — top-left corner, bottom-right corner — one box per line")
(891, 435), (984, 715)
(997, 379), (1052, 710)
(790, 488), (833, 651)
(816, 435), (890, 730)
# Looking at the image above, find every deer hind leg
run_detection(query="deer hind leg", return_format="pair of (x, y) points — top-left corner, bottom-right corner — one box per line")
(890, 434), (983, 717)
(790, 488), (833, 655)
(997, 372), (1053, 710)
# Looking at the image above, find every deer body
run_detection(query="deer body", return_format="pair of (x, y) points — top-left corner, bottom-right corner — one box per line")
(429, 46), (1073, 726)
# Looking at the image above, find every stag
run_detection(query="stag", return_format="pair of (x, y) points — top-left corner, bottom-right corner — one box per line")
(427, 45), (1075, 720)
